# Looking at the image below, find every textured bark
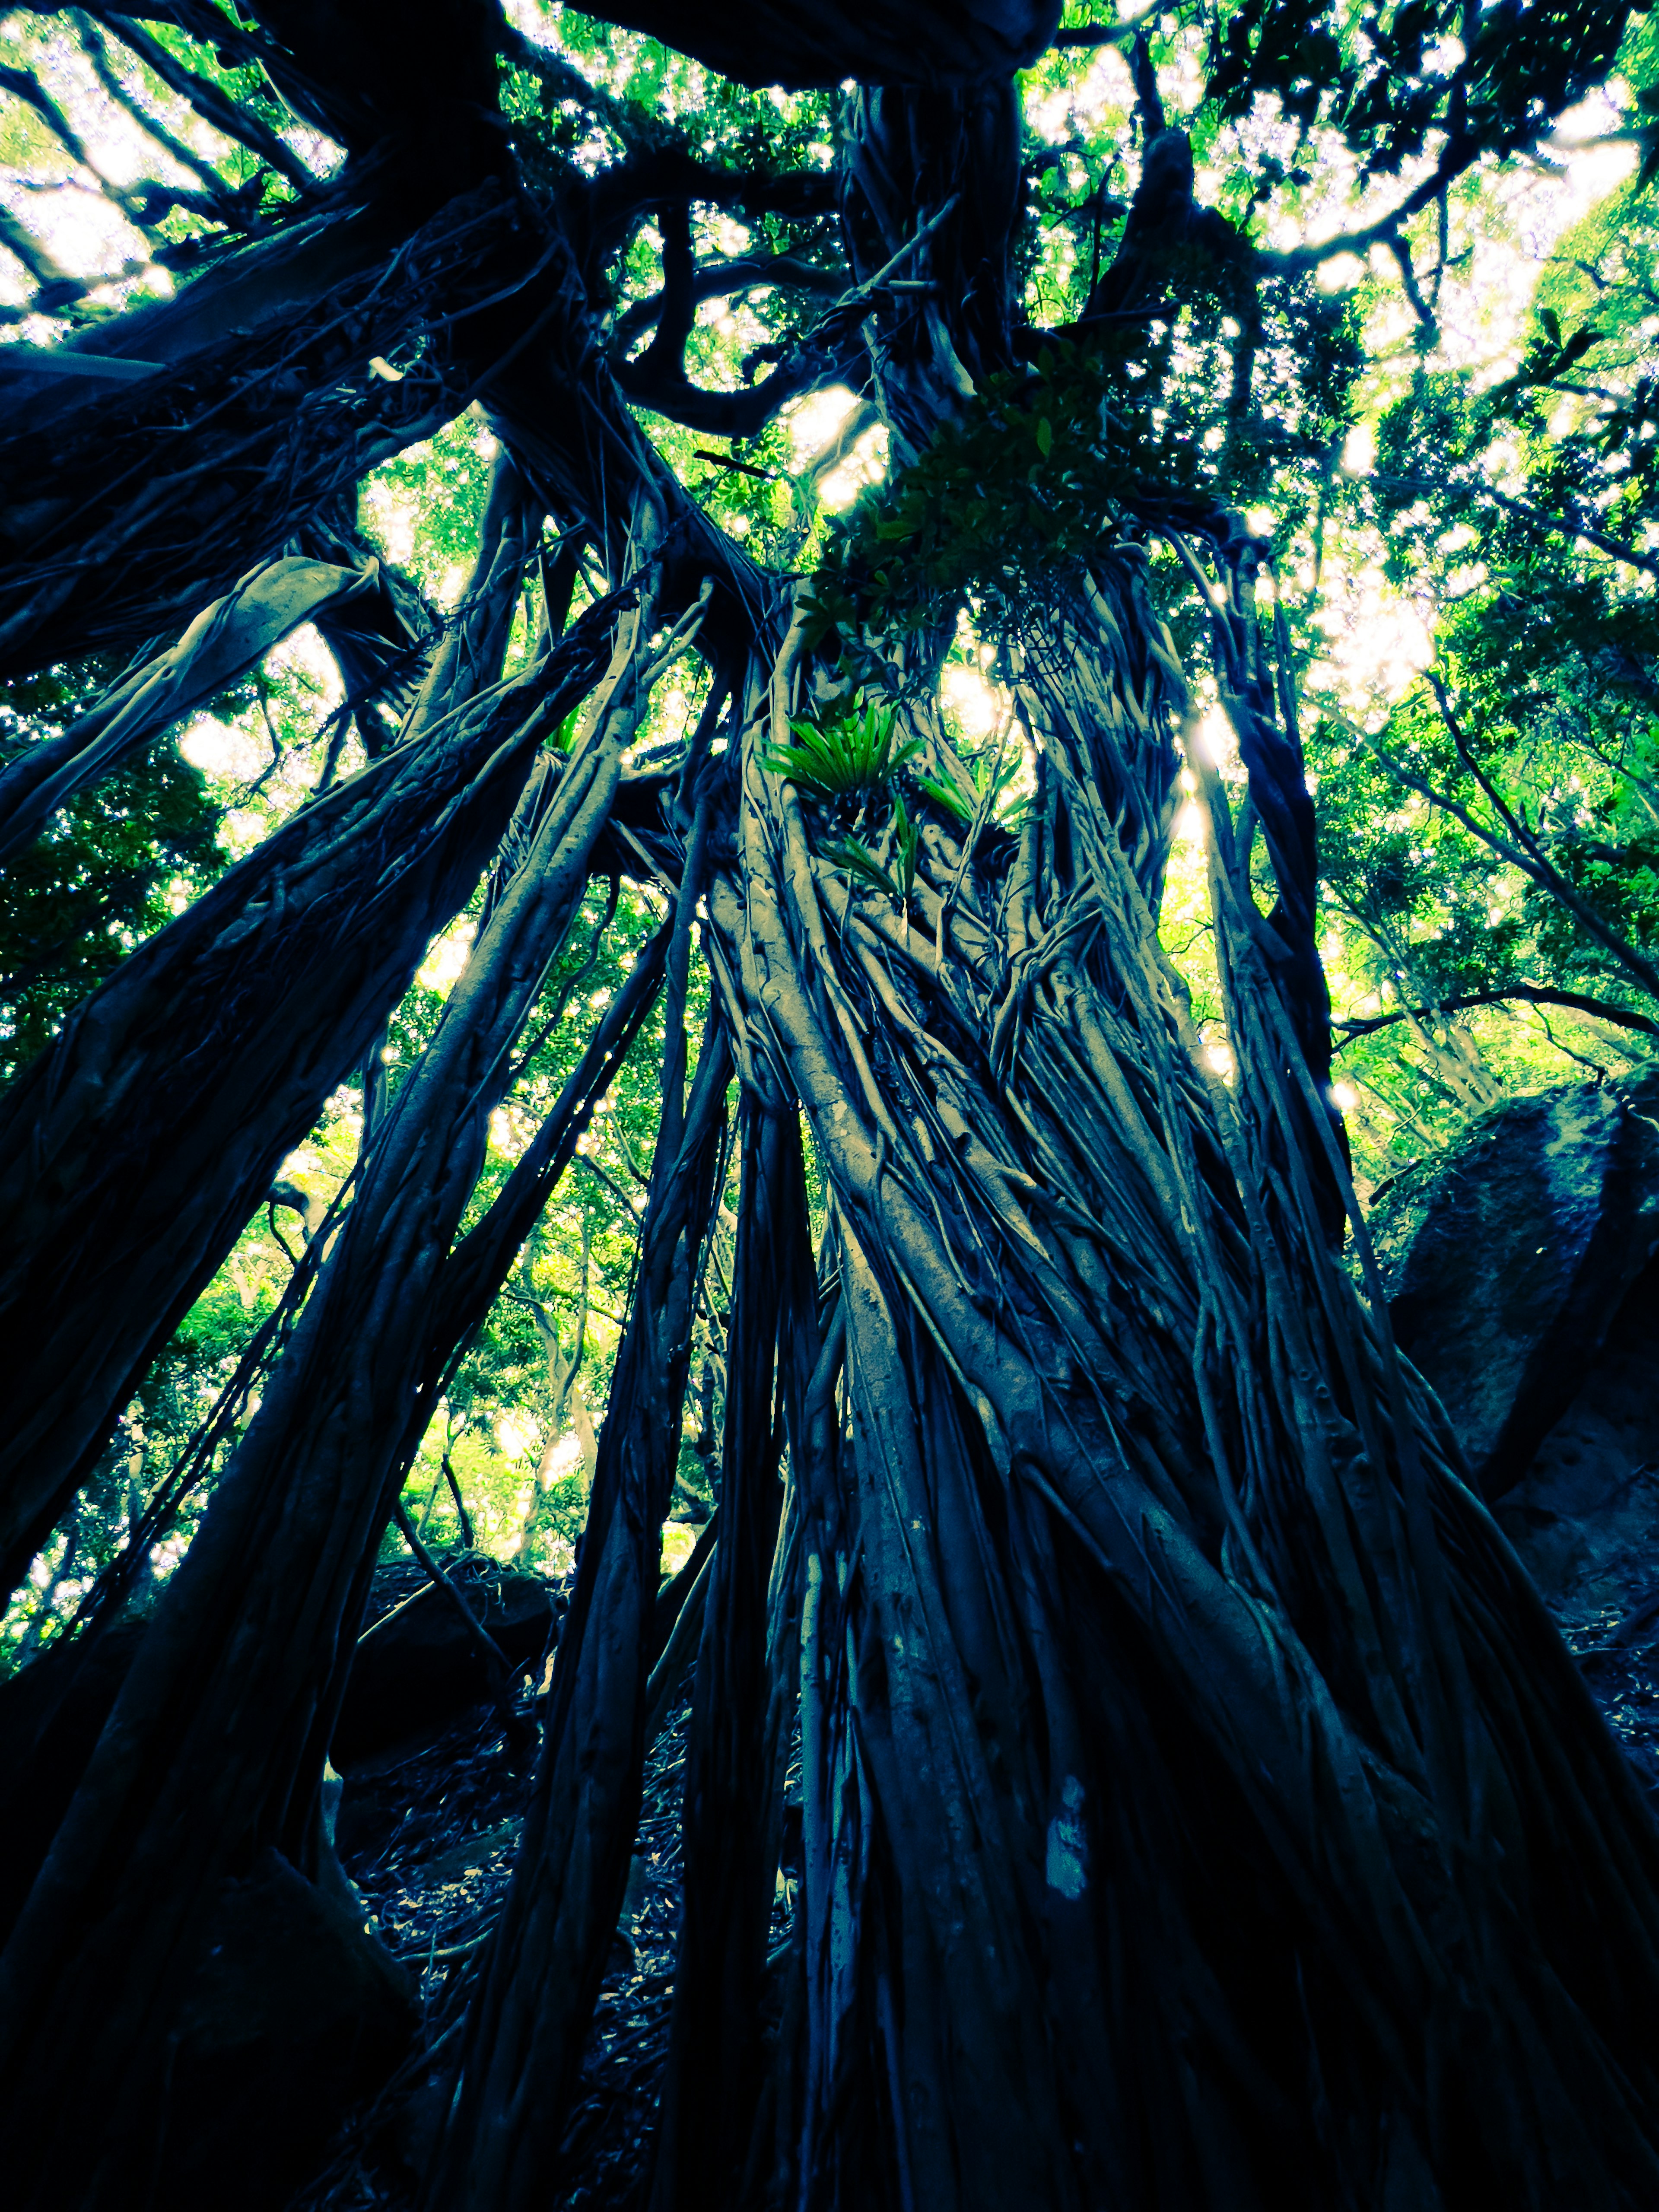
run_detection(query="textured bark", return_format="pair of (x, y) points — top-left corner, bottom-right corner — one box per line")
(840, 78), (1027, 464)
(714, 549), (1659, 2206)
(0, 182), (525, 677)
(590, 0), (1062, 89)
(0, 552), (377, 864)
(648, 1097), (805, 2211)
(0, 582), (656, 2211)
(6, 13), (1659, 2211)
(425, 1017), (733, 2212)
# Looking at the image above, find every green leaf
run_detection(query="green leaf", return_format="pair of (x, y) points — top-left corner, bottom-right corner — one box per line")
(818, 834), (898, 897)
(916, 772), (973, 823)
(1035, 416), (1053, 458)
(893, 793), (918, 899)
(760, 696), (919, 802)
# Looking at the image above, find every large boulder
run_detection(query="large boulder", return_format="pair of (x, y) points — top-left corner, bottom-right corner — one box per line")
(1373, 1068), (1659, 1502)
(1372, 1067), (1659, 1610)
(154, 1846), (416, 2211)
(333, 1560), (555, 1766)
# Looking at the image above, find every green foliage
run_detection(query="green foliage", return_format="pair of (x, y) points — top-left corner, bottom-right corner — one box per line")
(763, 696), (918, 803)
(1204, 0), (1630, 175)
(361, 413), (503, 602)
(0, 666), (227, 1085)
(812, 296), (1361, 647)
(916, 750), (1023, 827)
(820, 794), (920, 902)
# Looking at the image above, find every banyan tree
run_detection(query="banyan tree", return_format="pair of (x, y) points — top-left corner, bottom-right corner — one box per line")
(2, 2), (1658, 2207)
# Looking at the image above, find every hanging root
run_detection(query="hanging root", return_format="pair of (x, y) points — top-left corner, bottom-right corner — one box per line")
(693, 545), (1659, 2210)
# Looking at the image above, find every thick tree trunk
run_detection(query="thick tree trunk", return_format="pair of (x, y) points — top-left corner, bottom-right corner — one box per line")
(6, 16), (1659, 2211)
(591, 0), (1061, 89)
(647, 1096), (807, 2210)
(714, 550), (1659, 2206)
(0, 582), (661, 2209)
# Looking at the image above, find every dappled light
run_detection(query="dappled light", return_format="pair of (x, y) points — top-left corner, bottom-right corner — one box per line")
(5, 5), (1659, 2210)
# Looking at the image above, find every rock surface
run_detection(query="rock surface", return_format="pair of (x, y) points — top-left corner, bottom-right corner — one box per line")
(156, 1847), (417, 2212)
(334, 1559), (556, 1766)
(1373, 1068), (1659, 1504)
(1494, 1251), (1659, 1614)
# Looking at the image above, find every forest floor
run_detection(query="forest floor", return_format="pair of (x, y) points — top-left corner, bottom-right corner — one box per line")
(1559, 1598), (1659, 1806)
(292, 1678), (702, 2211)
(290, 1574), (1659, 2211)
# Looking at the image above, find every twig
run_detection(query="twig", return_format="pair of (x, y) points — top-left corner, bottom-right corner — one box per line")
(389, 1497), (520, 1700)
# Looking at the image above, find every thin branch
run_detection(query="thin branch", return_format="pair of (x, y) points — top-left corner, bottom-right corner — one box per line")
(613, 193), (958, 437)
(73, 12), (242, 211)
(97, 14), (314, 190)
(610, 250), (842, 360)
(1259, 133), (1477, 275)
(1335, 985), (1659, 1045)
(1341, 687), (1659, 1004)
(389, 1496), (524, 1711)
(1372, 468), (1659, 581)
(1051, 18), (1147, 46)
(575, 1148), (647, 1216)
(1386, 233), (1435, 332)
(693, 449), (776, 481)
(0, 200), (77, 294)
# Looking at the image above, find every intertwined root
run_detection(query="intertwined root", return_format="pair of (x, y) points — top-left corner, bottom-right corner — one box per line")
(706, 551), (1659, 2208)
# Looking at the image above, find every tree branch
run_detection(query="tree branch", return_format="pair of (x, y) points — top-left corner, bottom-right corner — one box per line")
(388, 1496), (529, 1742)
(0, 201), (79, 298)
(614, 194), (957, 436)
(633, 198), (696, 383)
(611, 249), (842, 360)
(1346, 687), (1659, 1006)
(1373, 469), (1659, 581)
(1259, 133), (1477, 275)
(1335, 985), (1659, 1046)
(575, 1149), (646, 1217)
(497, 20), (644, 149)
(73, 13), (247, 216)
(96, 14), (316, 191)
(581, 148), (839, 276)
(1051, 12), (1150, 47)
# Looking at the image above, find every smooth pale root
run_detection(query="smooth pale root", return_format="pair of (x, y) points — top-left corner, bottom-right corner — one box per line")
(0, 556), (380, 866)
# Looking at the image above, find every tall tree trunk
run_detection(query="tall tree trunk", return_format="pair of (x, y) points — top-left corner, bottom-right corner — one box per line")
(425, 1033), (733, 2212)
(0, 581), (663, 2209)
(647, 1095), (807, 2210)
(425, 738), (734, 2209)
(712, 544), (1659, 2205)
